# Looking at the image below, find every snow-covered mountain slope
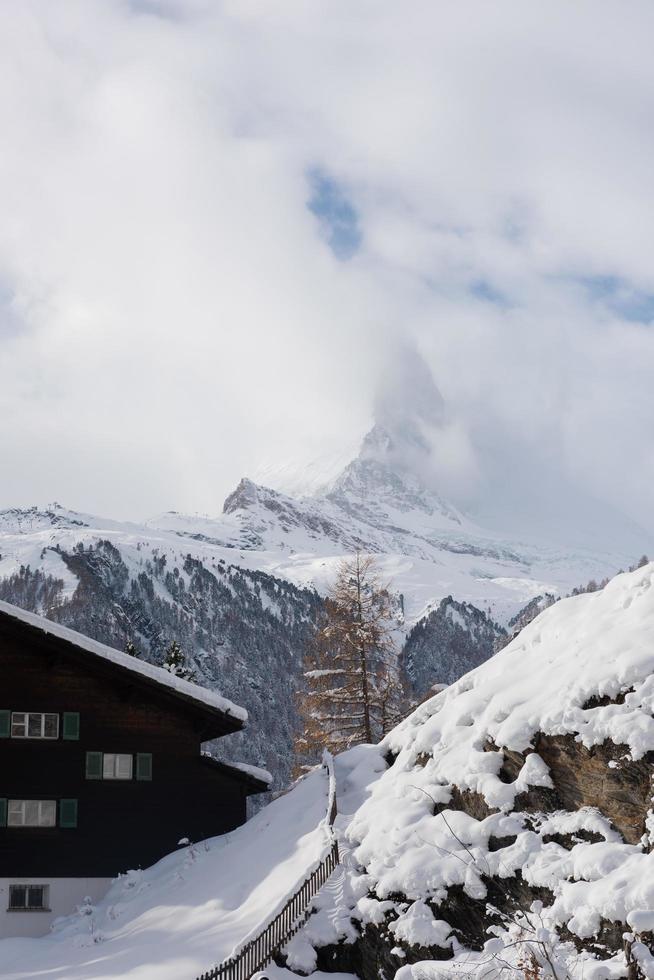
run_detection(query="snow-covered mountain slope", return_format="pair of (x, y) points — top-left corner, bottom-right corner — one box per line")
(290, 563), (654, 980)
(402, 596), (506, 696)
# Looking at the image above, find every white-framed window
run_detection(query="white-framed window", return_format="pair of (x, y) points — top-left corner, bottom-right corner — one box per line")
(7, 800), (57, 827)
(11, 712), (59, 740)
(102, 753), (133, 780)
(8, 884), (49, 911)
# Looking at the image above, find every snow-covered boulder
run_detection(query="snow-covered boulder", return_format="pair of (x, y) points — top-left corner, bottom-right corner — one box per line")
(313, 564), (654, 980)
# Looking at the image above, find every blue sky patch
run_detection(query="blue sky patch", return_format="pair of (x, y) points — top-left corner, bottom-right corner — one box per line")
(470, 279), (510, 307)
(0, 280), (23, 339)
(579, 275), (654, 324)
(307, 169), (362, 260)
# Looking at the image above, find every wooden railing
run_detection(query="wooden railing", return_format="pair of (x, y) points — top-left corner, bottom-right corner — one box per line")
(197, 756), (340, 980)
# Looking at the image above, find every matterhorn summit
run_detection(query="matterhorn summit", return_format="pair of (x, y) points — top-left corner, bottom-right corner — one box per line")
(326, 422), (464, 526)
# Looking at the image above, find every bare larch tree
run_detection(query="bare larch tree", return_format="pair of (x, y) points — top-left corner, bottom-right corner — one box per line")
(295, 553), (405, 769)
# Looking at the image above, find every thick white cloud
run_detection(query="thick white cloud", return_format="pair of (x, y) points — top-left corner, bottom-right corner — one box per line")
(0, 0), (653, 535)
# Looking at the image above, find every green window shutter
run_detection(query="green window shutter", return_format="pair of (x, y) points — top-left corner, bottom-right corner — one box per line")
(0, 711), (10, 738)
(85, 751), (103, 780)
(62, 712), (80, 740)
(0, 799), (6, 827)
(136, 753), (152, 781)
(59, 799), (78, 828)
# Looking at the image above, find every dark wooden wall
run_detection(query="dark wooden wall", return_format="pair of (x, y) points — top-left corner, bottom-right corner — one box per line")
(0, 624), (247, 877)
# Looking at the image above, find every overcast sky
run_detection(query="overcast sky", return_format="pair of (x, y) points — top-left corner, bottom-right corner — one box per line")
(1, 0), (653, 532)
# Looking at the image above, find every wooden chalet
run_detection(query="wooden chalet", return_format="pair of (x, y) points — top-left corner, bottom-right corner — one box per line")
(0, 599), (269, 938)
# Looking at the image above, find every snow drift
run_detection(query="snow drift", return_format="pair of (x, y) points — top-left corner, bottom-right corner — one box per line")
(300, 563), (654, 979)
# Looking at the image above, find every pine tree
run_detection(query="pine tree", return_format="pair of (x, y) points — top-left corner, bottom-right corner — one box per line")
(162, 639), (195, 681)
(295, 553), (405, 769)
(125, 639), (140, 658)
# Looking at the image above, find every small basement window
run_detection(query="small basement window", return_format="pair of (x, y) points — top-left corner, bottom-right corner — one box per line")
(7, 800), (57, 827)
(11, 712), (59, 740)
(102, 753), (133, 780)
(8, 884), (49, 911)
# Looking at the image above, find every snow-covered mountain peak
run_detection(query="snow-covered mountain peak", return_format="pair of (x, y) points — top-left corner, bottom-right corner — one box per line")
(359, 418), (432, 464)
(223, 477), (264, 515)
(358, 423), (394, 460)
(327, 426), (463, 527)
(214, 426), (469, 558)
(222, 373), (466, 541)
(219, 478), (355, 551)
(318, 349), (470, 530)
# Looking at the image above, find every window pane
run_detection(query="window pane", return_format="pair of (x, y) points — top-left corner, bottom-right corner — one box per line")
(27, 886), (45, 909)
(116, 755), (133, 780)
(44, 714), (59, 738)
(103, 754), (115, 779)
(11, 713), (26, 738)
(9, 886), (26, 910)
(7, 801), (56, 827)
(39, 801), (56, 827)
(27, 714), (42, 737)
(24, 801), (39, 826)
(11, 713), (60, 739)
(8, 801), (23, 826)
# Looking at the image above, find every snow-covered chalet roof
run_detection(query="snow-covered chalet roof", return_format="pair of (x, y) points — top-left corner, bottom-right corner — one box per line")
(201, 754), (273, 793)
(0, 598), (247, 729)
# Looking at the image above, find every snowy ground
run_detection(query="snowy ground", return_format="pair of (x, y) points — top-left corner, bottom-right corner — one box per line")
(0, 744), (386, 980)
